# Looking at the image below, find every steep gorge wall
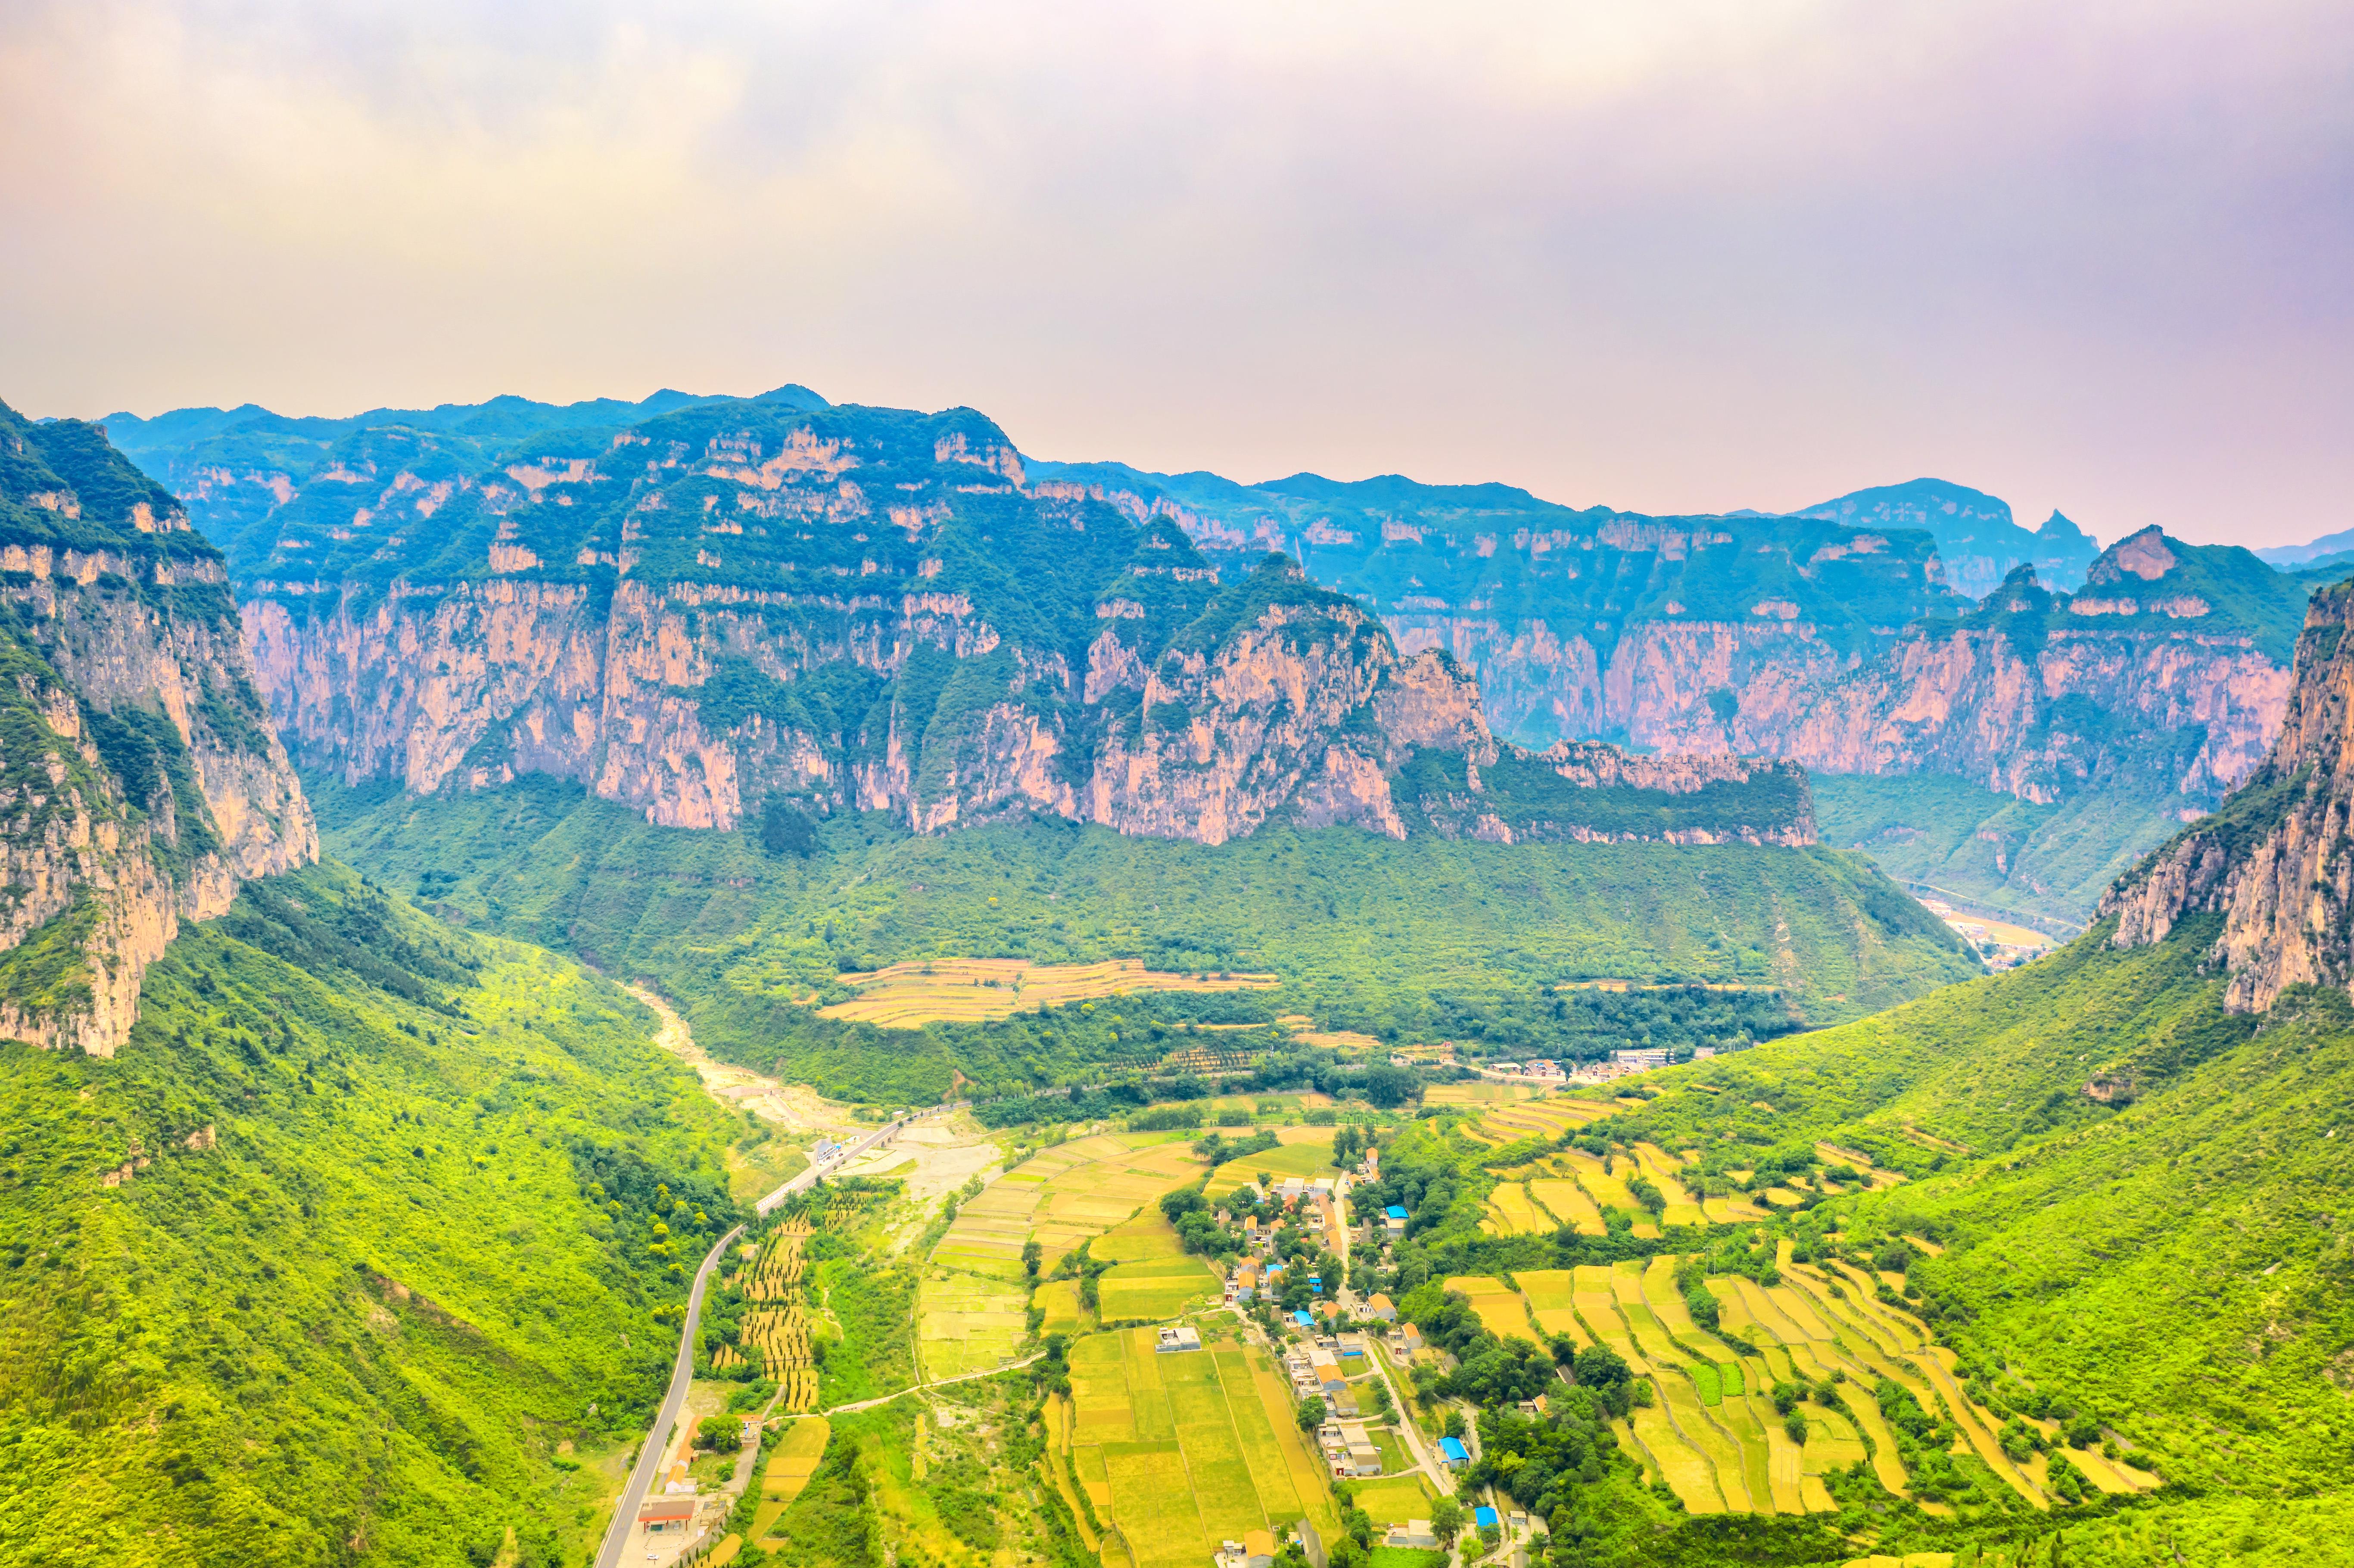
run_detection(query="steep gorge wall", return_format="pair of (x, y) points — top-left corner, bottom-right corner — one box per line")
(1392, 529), (2298, 815)
(207, 399), (1815, 851)
(2106, 580), (2354, 1012)
(0, 406), (315, 1055)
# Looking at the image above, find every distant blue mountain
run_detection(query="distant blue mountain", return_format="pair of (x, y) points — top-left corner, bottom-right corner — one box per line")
(99, 383), (828, 456)
(1796, 478), (2101, 597)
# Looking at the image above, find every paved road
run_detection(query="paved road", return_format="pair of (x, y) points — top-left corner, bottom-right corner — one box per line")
(594, 1223), (745, 1568)
(754, 1108), (941, 1215)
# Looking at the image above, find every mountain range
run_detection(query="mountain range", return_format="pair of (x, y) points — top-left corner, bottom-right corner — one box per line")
(80, 384), (2349, 924)
(8, 382), (2354, 1564)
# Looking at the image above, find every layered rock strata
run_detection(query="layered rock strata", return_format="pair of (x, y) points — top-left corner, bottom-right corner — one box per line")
(0, 402), (315, 1055)
(2106, 579), (2354, 1011)
(207, 399), (1812, 849)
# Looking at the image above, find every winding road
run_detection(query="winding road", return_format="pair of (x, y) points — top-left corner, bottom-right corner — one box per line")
(591, 1087), (946, 1564)
(593, 1223), (744, 1568)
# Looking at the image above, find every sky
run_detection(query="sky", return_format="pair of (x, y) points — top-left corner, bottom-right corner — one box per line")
(3, 0), (2350, 546)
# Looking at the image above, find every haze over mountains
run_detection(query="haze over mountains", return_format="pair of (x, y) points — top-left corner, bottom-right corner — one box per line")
(9, 386), (2354, 1564)
(88, 383), (2351, 925)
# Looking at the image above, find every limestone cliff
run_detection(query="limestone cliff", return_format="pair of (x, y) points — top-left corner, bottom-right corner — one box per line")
(180, 398), (1812, 849)
(1026, 460), (2303, 836)
(2105, 579), (2354, 1012)
(0, 401), (315, 1055)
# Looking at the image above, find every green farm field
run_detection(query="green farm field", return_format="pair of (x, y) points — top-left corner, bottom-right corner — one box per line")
(1057, 1325), (1343, 1568)
(1204, 1136), (1341, 1200)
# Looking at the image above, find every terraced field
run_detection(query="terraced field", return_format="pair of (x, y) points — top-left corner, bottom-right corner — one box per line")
(1471, 1095), (1616, 1144)
(1442, 1276), (1537, 1340)
(1203, 1133), (1342, 1201)
(923, 1133), (1208, 1385)
(1432, 1251), (2155, 1521)
(1054, 1324), (1343, 1568)
(936, 1132), (1205, 1272)
(816, 957), (1277, 1026)
(918, 1266), (1032, 1380)
(753, 1418), (833, 1543)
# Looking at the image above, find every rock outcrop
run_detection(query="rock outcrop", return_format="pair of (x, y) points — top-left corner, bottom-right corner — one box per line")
(175, 398), (1814, 849)
(0, 402), (315, 1055)
(2105, 579), (2354, 1012)
(1028, 464), (2301, 829)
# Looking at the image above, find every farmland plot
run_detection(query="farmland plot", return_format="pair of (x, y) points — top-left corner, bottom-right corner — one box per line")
(1050, 1327), (1339, 1567)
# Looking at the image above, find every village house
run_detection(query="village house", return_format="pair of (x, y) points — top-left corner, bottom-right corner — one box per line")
(1363, 1292), (1396, 1322)
(1156, 1324), (1203, 1353)
(1214, 1529), (1277, 1568)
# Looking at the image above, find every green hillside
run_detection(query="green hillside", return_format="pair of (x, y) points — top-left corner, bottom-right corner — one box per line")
(1341, 915), (2354, 1563)
(305, 774), (1980, 1106)
(0, 861), (743, 1566)
(1811, 771), (2182, 929)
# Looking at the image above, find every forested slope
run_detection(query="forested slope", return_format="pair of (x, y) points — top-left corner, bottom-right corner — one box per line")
(0, 862), (741, 1567)
(1574, 915), (2354, 1559)
(307, 773), (1980, 1104)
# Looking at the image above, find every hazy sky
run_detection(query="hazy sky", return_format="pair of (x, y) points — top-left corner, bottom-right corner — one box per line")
(5, 1), (2349, 544)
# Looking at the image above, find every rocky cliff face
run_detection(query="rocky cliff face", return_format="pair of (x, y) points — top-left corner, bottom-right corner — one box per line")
(1720, 533), (2302, 810)
(2105, 579), (2354, 1012)
(1046, 460), (2302, 830)
(0, 402), (315, 1055)
(166, 397), (1814, 850)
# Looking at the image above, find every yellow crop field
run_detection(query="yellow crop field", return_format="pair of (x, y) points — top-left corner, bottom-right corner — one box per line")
(1527, 1177), (1607, 1236)
(1204, 1138), (1338, 1201)
(1048, 1326), (1341, 1565)
(919, 1266), (1031, 1380)
(815, 957), (1277, 1027)
(1424, 1082), (1535, 1104)
(1512, 1268), (1590, 1347)
(1033, 1279), (1087, 1335)
(1476, 1095), (1613, 1143)
(935, 1133), (1207, 1267)
(1482, 1182), (1549, 1235)
(754, 1419), (833, 1544)
(1442, 1276), (1535, 1341)
(1550, 1248), (2074, 1520)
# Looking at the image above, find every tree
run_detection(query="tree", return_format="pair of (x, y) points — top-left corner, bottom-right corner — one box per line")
(1362, 1064), (1418, 1109)
(1295, 1395), (1326, 1431)
(1021, 1239), (1043, 1280)
(1429, 1495), (1466, 1546)
(1442, 1408), (1466, 1439)
(1783, 1412), (1807, 1445)
(1684, 1285), (1721, 1334)
(1572, 1343), (1630, 1390)
(696, 1414), (743, 1452)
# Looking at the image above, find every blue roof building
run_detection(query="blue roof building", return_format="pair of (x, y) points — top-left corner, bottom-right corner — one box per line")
(1437, 1437), (1469, 1467)
(1385, 1205), (1409, 1220)
(1293, 1310), (1314, 1328)
(1474, 1506), (1499, 1529)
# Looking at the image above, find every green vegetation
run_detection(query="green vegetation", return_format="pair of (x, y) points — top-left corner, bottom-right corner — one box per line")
(309, 772), (1977, 1107)
(1812, 770), (2180, 929)
(1605, 918), (2354, 1506)
(0, 860), (742, 1565)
